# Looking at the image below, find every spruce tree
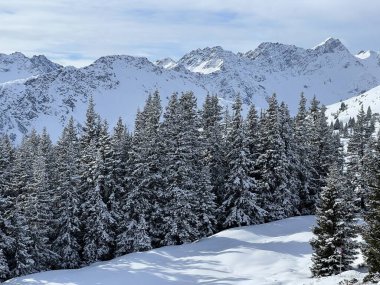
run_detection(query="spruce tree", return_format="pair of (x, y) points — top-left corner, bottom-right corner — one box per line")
(294, 94), (317, 214)
(255, 94), (293, 221)
(160, 92), (216, 245)
(310, 163), (358, 277)
(363, 133), (380, 281)
(201, 95), (226, 219)
(222, 97), (264, 228)
(79, 100), (114, 264)
(53, 118), (82, 269)
(116, 92), (162, 254)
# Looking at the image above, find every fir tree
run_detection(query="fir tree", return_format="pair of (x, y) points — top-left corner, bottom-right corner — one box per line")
(362, 133), (380, 281)
(222, 97), (264, 228)
(116, 92), (162, 254)
(160, 92), (216, 245)
(255, 94), (293, 221)
(53, 118), (82, 269)
(310, 163), (358, 277)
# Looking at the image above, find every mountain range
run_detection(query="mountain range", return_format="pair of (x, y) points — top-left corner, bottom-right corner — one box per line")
(1, 37), (380, 140)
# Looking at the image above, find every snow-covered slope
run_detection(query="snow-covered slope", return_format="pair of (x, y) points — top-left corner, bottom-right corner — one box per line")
(0, 52), (61, 84)
(172, 38), (380, 109)
(4, 216), (366, 285)
(0, 54), (206, 141)
(2, 37), (380, 140)
(326, 84), (380, 124)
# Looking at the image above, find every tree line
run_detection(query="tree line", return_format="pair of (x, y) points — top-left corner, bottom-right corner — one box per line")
(0, 90), (378, 281)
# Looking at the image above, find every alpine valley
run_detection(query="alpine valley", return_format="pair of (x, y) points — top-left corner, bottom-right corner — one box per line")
(1, 37), (380, 140)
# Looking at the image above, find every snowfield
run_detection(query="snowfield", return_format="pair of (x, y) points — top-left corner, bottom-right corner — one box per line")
(5, 216), (367, 285)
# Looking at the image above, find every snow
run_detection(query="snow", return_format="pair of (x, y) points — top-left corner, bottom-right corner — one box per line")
(326, 84), (380, 124)
(313, 37), (336, 49)
(4, 216), (367, 285)
(2, 38), (380, 141)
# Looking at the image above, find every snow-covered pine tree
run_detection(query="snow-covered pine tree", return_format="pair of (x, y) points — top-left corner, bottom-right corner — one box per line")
(201, 95), (227, 226)
(79, 100), (114, 264)
(8, 200), (35, 277)
(116, 92), (162, 254)
(362, 133), (380, 281)
(0, 135), (14, 281)
(0, 248), (9, 281)
(109, 118), (131, 243)
(307, 98), (336, 211)
(310, 163), (358, 277)
(278, 102), (300, 216)
(26, 132), (58, 271)
(53, 118), (82, 269)
(347, 105), (371, 210)
(160, 92), (216, 245)
(255, 94), (293, 221)
(5, 131), (41, 276)
(221, 96), (264, 229)
(294, 94), (317, 214)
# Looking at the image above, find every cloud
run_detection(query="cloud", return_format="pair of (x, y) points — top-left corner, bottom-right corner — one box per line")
(0, 0), (379, 66)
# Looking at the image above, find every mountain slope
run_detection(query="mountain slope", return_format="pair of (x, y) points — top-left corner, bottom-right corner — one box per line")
(0, 52), (61, 84)
(326, 84), (380, 123)
(0, 54), (206, 141)
(1, 38), (380, 140)
(4, 216), (365, 285)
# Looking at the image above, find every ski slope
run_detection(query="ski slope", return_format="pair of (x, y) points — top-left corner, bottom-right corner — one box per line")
(5, 216), (366, 285)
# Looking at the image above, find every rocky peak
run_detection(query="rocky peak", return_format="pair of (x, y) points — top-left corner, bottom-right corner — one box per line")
(154, 58), (178, 69)
(313, 37), (349, 54)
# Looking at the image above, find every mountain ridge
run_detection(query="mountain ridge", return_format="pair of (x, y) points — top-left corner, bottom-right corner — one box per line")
(1, 37), (379, 140)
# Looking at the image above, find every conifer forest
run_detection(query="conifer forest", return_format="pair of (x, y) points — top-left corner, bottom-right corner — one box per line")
(1, 91), (380, 282)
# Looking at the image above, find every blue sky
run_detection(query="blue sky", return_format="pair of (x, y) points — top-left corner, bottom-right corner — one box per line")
(0, 0), (379, 67)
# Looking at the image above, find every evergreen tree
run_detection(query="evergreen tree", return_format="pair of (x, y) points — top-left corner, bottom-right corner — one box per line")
(109, 118), (131, 246)
(310, 163), (358, 277)
(222, 97), (264, 228)
(294, 94), (317, 214)
(26, 131), (58, 271)
(255, 94), (293, 221)
(116, 92), (162, 254)
(347, 105), (372, 210)
(201, 95), (226, 226)
(160, 92), (216, 245)
(363, 133), (380, 281)
(53, 118), (82, 269)
(79, 100), (114, 264)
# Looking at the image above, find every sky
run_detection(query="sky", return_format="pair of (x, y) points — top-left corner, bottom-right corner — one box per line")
(0, 0), (379, 67)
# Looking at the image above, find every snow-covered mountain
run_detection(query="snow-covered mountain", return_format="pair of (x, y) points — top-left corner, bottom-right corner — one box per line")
(326, 84), (380, 124)
(1, 37), (380, 140)
(0, 52), (61, 84)
(4, 216), (366, 285)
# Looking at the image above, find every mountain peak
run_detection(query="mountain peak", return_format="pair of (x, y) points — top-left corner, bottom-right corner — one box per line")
(154, 57), (177, 69)
(313, 37), (348, 54)
(244, 42), (300, 60)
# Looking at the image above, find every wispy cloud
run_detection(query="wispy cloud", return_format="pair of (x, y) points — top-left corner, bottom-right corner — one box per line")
(0, 0), (379, 66)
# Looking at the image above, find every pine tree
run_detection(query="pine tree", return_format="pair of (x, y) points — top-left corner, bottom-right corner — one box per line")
(109, 118), (131, 246)
(0, 248), (9, 281)
(362, 133), (380, 281)
(116, 92), (162, 254)
(26, 131), (58, 271)
(347, 105), (371, 210)
(160, 92), (216, 245)
(79, 100), (114, 264)
(8, 201), (35, 277)
(0, 135), (14, 280)
(222, 97), (264, 228)
(310, 163), (358, 277)
(255, 94), (293, 221)
(201, 95), (227, 227)
(53, 118), (82, 269)
(294, 94), (316, 214)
